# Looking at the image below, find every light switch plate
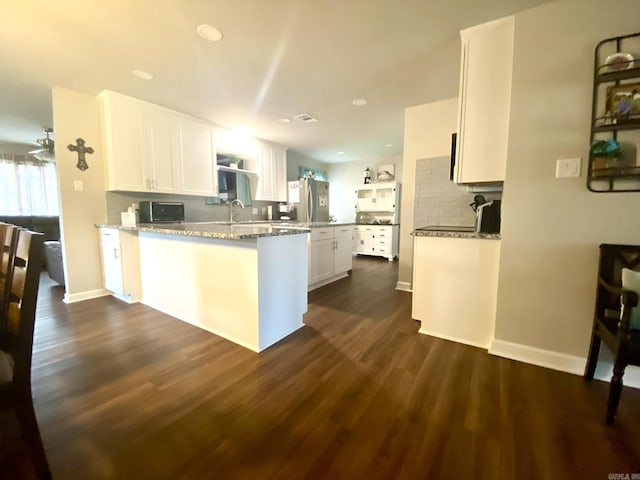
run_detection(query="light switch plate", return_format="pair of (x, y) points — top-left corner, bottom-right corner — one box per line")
(73, 180), (84, 191)
(556, 158), (581, 178)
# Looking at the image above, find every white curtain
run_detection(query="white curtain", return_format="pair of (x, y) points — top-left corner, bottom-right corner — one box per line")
(0, 154), (60, 215)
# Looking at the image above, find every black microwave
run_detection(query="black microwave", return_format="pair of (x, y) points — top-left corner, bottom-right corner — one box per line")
(138, 201), (185, 223)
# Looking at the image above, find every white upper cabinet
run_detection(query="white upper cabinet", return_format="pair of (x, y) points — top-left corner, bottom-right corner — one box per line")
(179, 119), (218, 197)
(251, 140), (288, 202)
(100, 91), (146, 192)
(100, 90), (283, 199)
(454, 16), (514, 184)
(143, 104), (181, 193)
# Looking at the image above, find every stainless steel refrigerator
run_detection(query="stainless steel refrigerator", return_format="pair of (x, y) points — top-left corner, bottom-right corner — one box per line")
(287, 179), (329, 222)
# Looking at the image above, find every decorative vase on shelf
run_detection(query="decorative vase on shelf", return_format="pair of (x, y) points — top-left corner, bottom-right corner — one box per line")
(590, 139), (622, 170)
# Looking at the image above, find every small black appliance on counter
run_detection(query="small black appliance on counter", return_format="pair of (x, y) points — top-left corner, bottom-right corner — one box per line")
(471, 196), (501, 233)
(138, 201), (185, 223)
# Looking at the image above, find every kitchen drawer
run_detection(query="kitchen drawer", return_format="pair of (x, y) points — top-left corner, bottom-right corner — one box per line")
(310, 227), (334, 242)
(354, 225), (375, 234)
(333, 226), (353, 240)
(374, 226), (392, 236)
(373, 245), (392, 255)
(100, 228), (120, 242)
(374, 238), (391, 248)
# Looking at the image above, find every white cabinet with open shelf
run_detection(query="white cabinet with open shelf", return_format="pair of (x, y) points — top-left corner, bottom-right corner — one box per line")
(353, 182), (400, 260)
(354, 183), (400, 218)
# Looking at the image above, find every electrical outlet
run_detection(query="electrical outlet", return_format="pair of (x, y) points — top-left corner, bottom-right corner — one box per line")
(261, 207), (266, 214)
(73, 180), (84, 191)
(252, 208), (258, 214)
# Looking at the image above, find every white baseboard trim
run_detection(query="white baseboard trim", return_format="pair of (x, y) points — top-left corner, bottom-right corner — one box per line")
(63, 288), (110, 304)
(112, 293), (140, 304)
(395, 281), (412, 292)
(419, 328), (489, 350)
(489, 338), (640, 389)
(308, 272), (349, 292)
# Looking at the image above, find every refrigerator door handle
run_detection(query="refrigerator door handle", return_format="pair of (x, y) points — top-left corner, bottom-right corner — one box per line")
(308, 184), (313, 222)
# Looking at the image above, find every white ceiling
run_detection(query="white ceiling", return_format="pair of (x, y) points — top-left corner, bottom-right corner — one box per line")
(0, 0), (552, 163)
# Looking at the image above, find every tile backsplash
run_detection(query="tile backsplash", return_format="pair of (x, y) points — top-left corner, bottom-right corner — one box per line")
(413, 156), (501, 229)
(106, 191), (277, 224)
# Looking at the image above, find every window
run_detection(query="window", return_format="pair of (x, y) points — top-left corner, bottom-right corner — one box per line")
(0, 154), (59, 215)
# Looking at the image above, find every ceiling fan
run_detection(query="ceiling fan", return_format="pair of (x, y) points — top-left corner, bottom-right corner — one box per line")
(29, 127), (55, 162)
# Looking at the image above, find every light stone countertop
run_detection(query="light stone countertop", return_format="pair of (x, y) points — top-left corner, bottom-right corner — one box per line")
(412, 226), (501, 240)
(95, 221), (356, 240)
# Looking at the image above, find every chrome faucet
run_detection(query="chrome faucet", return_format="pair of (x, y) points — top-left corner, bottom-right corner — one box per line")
(229, 198), (245, 223)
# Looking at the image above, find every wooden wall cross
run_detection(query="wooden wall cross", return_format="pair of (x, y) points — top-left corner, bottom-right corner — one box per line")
(67, 138), (94, 171)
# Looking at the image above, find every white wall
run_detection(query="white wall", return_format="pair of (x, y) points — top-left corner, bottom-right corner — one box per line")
(286, 150), (329, 181)
(327, 155), (403, 223)
(52, 87), (108, 302)
(494, 0), (640, 361)
(397, 98), (458, 291)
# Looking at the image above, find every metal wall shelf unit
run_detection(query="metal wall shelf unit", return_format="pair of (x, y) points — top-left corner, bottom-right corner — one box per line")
(588, 32), (640, 192)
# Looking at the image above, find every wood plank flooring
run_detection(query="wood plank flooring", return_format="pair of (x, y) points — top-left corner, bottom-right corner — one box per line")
(3, 257), (640, 479)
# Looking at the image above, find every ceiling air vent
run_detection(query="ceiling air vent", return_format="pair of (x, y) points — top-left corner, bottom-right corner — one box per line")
(294, 113), (318, 123)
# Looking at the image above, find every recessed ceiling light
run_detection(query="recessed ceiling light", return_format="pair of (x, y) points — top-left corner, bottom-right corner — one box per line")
(385, 144), (393, 147)
(132, 70), (154, 80)
(197, 24), (223, 42)
(352, 98), (368, 106)
(279, 117), (292, 123)
(337, 151), (345, 155)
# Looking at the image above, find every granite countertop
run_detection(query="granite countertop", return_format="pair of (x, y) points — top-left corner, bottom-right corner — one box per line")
(96, 221), (358, 240)
(96, 221), (311, 240)
(412, 226), (501, 240)
(354, 223), (400, 226)
(302, 222), (355, 228)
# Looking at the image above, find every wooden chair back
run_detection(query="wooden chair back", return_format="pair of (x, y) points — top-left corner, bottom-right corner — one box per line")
(595, 243), (640, 332)
(4, 229), (45, 386)
(0, 228), (50, 478)
(0, 223), (19, 326)
(585, 243), (640, 424)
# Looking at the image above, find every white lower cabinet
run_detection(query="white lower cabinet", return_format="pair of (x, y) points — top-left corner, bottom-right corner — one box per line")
(412, 236), (501, 349)
(99, 228), (141, 303)
(353, 225), (399, 261)
(308, 226), (353, 290)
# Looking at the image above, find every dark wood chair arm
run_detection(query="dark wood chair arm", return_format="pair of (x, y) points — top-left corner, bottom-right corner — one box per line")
(599, 277), (639, 308)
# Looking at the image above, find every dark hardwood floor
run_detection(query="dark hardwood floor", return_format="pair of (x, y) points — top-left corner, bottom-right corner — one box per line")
(2, 257), (640, 479)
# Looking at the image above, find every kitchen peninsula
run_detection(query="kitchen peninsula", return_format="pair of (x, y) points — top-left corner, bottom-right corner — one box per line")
(412, 227), (501, 349)
(98, 222), (310, 352)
